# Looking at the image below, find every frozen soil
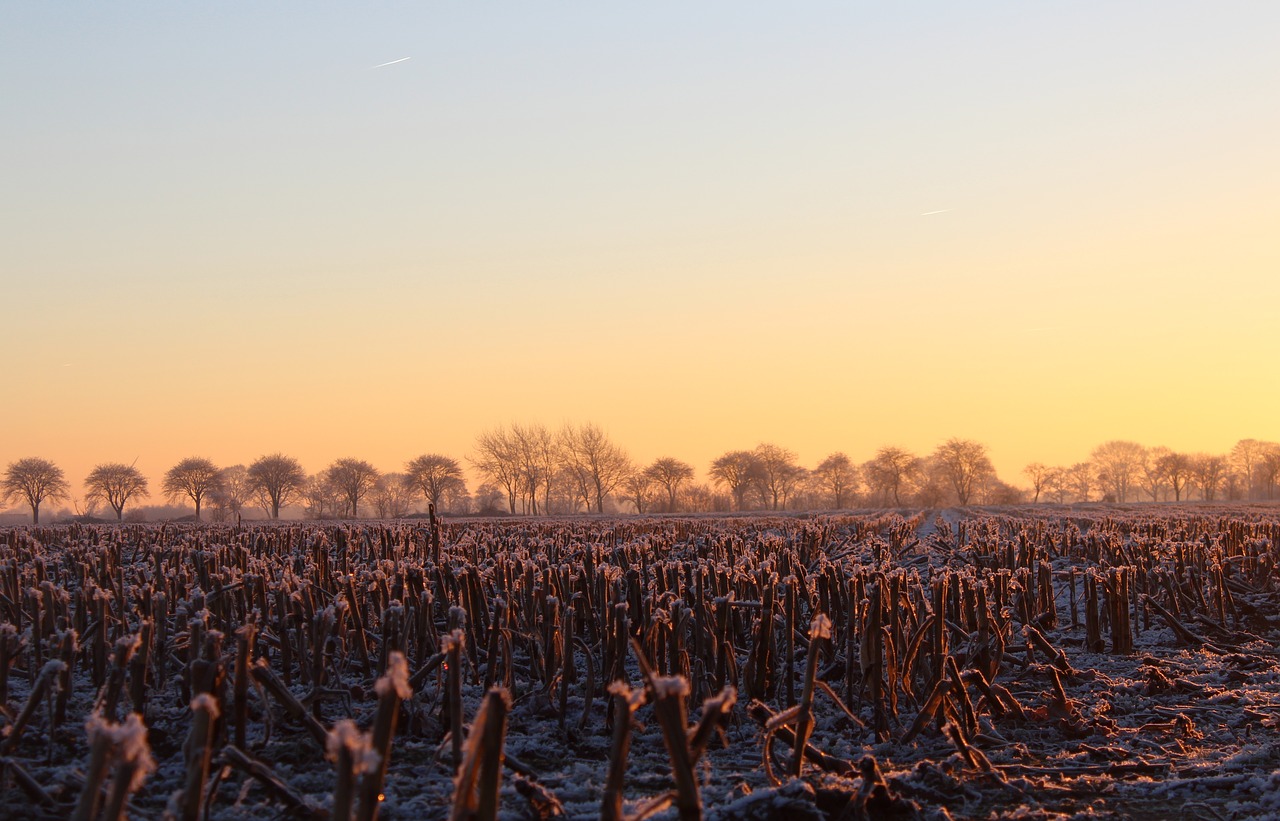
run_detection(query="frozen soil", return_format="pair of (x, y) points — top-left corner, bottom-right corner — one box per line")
(2, 506), (1279, 820)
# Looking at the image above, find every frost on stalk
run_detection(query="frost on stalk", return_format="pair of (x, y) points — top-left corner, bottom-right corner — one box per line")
(327, 718), (375, 773)
(809, 613), (832, 641)
(115, 713), (157, 790)
(190, 692), (220, 719)
(376, 651), (412, 700)
(651, 675), (690, 700)
(42, 658), (69, 678)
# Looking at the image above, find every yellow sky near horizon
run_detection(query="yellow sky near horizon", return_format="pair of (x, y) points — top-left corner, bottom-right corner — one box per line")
(2, 2), (1278, 508)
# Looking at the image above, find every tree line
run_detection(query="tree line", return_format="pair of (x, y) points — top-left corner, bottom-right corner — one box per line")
(2, 427), (1278, 524)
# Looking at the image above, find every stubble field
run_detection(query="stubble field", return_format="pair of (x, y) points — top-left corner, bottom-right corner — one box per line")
(2, 506), (1280, 820)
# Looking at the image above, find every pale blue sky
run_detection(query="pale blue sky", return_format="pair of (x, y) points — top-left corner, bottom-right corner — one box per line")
(2, 2), (1278, 493)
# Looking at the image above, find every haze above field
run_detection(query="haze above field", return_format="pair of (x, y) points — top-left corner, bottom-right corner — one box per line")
(3, 2), (1278, 496)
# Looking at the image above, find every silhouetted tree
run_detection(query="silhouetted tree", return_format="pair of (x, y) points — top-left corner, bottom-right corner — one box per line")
(248, 453), (306, 519)
(753, 443), (805, 510)
(1231, 439), (1268, 500)
(1022, 463), (1052, 504)
(620, 470), (656, 514)
(559, 423), (632, 513)
(1155, 451), (1194, 501)
(1091, 441), (1146, 503)
(709, 450), (764, 511)
(1139, 447), (1170, 502)
(85, 463), (149, 521)
(1066, 462), (1095, 503)
(1045, 467), (1070, 504)
(210, 465), (251, 521)
(300, 473), (342, 519)
(932, 439), (994, 506)
(325, 458), (380, 518)
(1192, 454), (1227, 501)
(371, 473), (416, 518)
(643, 457), (695, 513)
(472, 428), (521, 514)
(864, 446), (918, 506)
(162, 457), (224, 520)
(1, 457), (69, 524)
(1259, 445), (1280, 500)
(812, 453), (858, 509)
(405, 454), (466, 511)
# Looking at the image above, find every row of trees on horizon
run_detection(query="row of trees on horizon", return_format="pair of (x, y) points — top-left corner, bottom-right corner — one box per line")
(3, 425), (1279, 524)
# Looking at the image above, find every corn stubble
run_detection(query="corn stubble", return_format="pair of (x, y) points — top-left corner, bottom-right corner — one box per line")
(0, 510), (1278, 818)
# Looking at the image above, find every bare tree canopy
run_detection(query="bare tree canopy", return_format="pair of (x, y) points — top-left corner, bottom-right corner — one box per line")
(325, 458), (380, 518)
(405, 454), (466, 511)
(2, 457), (70, 524)
(1091, 440), (1146, 503)
(1154, 451), (1194, 501)
(247, 454), (307, 519)
(1022, 463), (1053, 504)
(162, 457), (224, 520)
(932, 438), (994, 506)
(709, 450), (764, 511)
(1191, 453), (1227, 502)
(85, 462), (150, 521)
(620, 470), (657, 514)
(754, 443), (805, 510)
(812, 453), (859, 509)
(371, 473), (417, 518)
(559, 423), (631, 514)
(472, 427), (521, 515)
(864, 446), (918, 507)
(209, 465), (252, 522)
(643, 457), (695, 513)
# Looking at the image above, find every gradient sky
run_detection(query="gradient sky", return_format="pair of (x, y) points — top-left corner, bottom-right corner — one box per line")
(3, 2), (1278, 505)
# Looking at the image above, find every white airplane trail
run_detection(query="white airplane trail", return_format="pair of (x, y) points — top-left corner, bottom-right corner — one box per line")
(920, 209), (950, 216)
(371, 57), (411, 69)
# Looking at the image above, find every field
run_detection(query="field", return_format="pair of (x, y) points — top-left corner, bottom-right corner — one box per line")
(2, 506), (1280, 820)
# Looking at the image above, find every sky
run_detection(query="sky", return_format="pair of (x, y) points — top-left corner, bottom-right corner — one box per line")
(2, 1), (1278, 505)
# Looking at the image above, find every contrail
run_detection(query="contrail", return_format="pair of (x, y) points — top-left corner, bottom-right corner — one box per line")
(920, 209), (949, 216)
(371, 57), (411, 69)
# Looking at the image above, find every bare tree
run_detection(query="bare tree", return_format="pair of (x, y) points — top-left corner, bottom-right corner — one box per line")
(325, 458), (380, 518)
(1191, 454), (1227, 501)
(620, 470), (657, 514)
(932, 439), (994, 506)
(1231, 439), (1268, 500)
(210, 465), (252, 521)
(472, 428), (521, 514)
(1139, 447), (1170, 502)
(1091, 441), (1146, 503)
(162, 457), (224, 520)
(371, 473), (416, 518)
(709, 450), (764, 511)
(247, 454), (307, 519)
(812, 453), (858, 509)
(1022, 463), (1053, 504)
(753, 444), (805, 510)
(559, 423), (632, 513)
(643, 457), (695, 513)
(864, 446), (918, 506)
(1155, 451), (1194, 501)
(85, 463), (150, 521)
(405, 454), (466, 511)
(1044, 467), (1069, 504)
(300, 473), (342, 519)
(1065, 462), (1095, 503)
(512, 423), (558, 515)
(1259, 444), (1280, 501)
(2, 457), (70, 524)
